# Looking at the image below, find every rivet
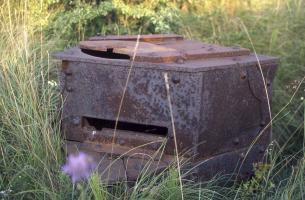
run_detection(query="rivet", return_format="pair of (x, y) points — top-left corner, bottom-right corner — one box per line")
(72, 116), (81, 126)
(171, 76), (180, 84)
(233, 138), (240, 145)
(66, 86), (73, 92)
(64, 70), (72, 76)
(118, 139), (125, 145)
(260, 120), (266, 127)
(240, 153), (245, 158)
(151, 143), (158, 150)
(62, 61), (69, 70)
(259, 147), (265, 153)
(176, 58), (185, 64)
(240, 71), (247, 80)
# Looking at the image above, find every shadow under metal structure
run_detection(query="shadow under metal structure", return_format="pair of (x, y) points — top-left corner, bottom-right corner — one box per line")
(54, 34), (278, 182)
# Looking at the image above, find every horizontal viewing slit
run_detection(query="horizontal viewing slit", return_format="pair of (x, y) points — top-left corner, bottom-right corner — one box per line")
(81, 48), (130, 60)
(82, 117), (168, 136)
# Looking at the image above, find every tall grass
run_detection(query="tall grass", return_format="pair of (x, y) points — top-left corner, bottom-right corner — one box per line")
(0, 0), (305, 199)
(176, 0), (305, 154)
(0, 1), (66, 199)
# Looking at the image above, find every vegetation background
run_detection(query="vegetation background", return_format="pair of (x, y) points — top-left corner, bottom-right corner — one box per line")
(0, 0), (305, 199)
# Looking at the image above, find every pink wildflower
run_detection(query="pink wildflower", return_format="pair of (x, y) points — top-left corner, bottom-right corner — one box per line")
(62, 152), (96, 183)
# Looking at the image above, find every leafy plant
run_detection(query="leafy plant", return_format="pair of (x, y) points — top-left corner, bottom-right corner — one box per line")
(47, 0), (180, 43)
(241, 163), (275, 197)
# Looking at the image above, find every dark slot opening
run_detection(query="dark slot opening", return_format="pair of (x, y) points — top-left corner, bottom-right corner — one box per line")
(81, 48), (130, 60)
(83, 117), (168, 136)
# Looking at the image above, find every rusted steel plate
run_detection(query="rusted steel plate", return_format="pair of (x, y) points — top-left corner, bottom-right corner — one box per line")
(54, 47), (278, 73)
(165, 40), (250, 59)
(65, 140), (174, 181)
(79, 40), (182, 63)
(79, 38), (250, 63)
(65, 140), (175, 162)
(79, 40), (178, 54)
(55, 34), (279, 182)
(60, 63), (202, 156)
(65, 140), (266, 181)
(83, 128), (165, 150)
(124, 157), (169, 181)
(184, 46), (250, 60)
(65, 141), (127, 183)
(60, 61), (276, 158)
(195, 144), (267, 180)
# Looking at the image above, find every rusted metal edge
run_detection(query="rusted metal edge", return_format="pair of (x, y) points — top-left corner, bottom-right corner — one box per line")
(65, 140), (175, 162)
(194, 144), (267, 180)
(64, 140), (267, 182)
(64, 140), (173, 183)
(83, 128), (166, 151)
(89, 34), (184, 42)
(79, 40), (252, 63)
(53, 48), (279, 73)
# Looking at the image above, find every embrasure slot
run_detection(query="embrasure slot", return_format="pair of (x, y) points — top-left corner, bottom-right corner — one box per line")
(81, 48), (130, 60)
(82, 117), (168, 136)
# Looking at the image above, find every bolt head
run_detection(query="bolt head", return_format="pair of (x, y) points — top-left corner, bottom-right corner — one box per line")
(176, 58), (184, 64)
(66, 86), (73, 92)
(64, 68), (72, 75)
(118, 139), (125, 145)
(72, 116), (81, 126)
(240, 71), (247, 80)
(259, 146), (265, 153)
(171, 76), (180, 84)
(233, 138), (240, 145)
(151, 143), (158, 150)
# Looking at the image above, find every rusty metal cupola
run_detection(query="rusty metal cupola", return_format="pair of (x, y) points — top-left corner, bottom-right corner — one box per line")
(54, 34), (278, 182)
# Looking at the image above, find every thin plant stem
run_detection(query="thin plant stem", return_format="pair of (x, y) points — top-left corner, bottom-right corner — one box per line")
(164, 72), (184, 200)
(108, 31), (141, 181)
(72, 183), (75, 200)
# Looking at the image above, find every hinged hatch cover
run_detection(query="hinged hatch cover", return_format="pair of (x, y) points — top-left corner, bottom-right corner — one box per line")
(79, 34), (250, 63)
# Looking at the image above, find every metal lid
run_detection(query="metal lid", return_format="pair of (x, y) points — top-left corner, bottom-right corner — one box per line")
(79, 34), (250, 63)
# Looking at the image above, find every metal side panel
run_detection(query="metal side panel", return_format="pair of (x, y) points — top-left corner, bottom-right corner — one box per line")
(198, 63), (277, 158)
(61, 61), (203, 156)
